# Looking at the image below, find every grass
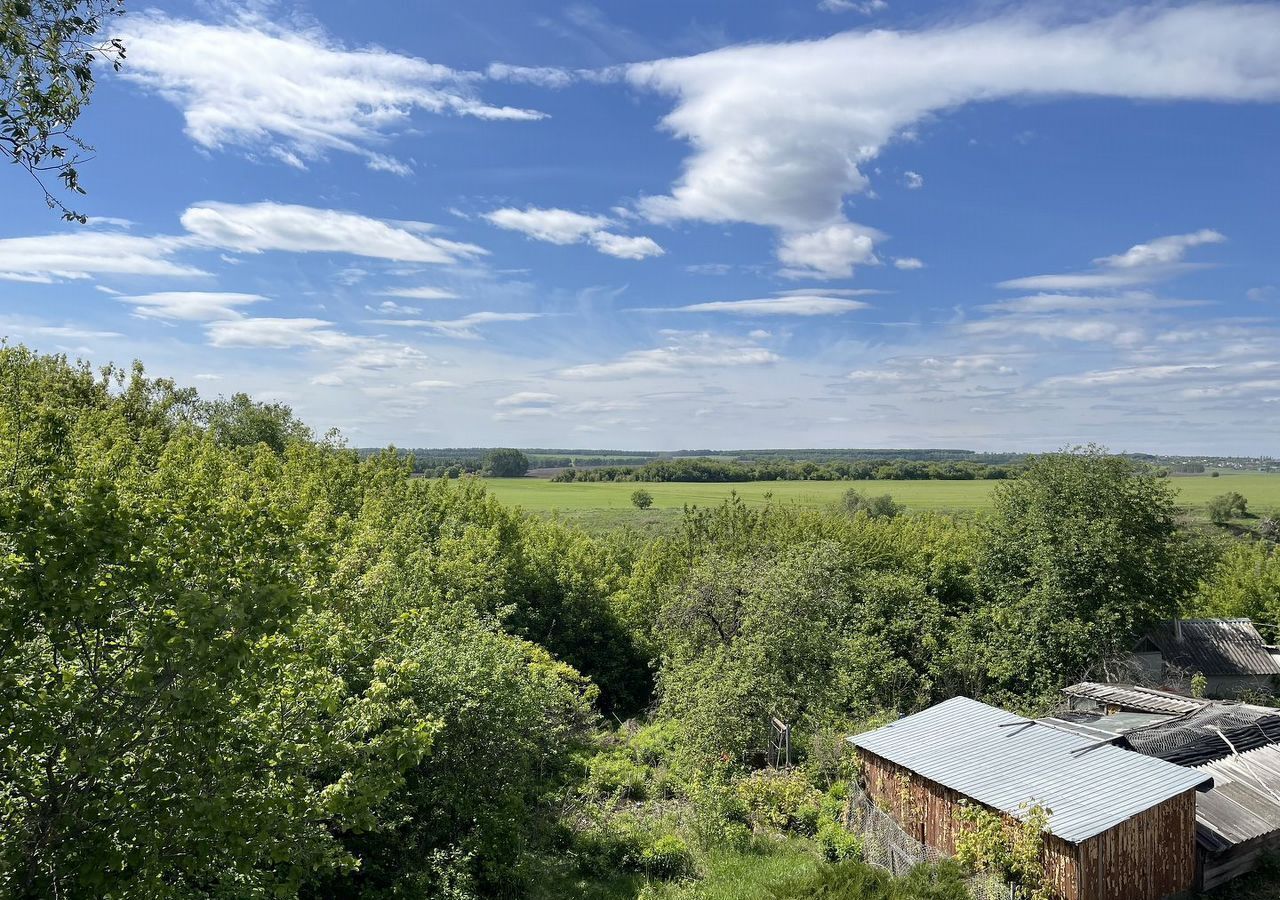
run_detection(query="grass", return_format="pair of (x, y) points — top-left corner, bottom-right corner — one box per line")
(529, 838), (820, 900)
(480, 472), (1280, 533)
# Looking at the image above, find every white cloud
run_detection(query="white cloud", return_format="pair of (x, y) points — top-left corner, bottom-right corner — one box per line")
(560, 332), (780, 379)
(663, 294), (871, 316)
(123, 291), (267, 321)
(903, 171), (924, 189)
(206, 317), (357, 349)
(371, 311), (543, 339)
(366, 300), (422, 316)
(123, 15), (545, 173)
(182, 202), (485, 263)
(629, 5), (1280, 267)
(777, 223), (880, 279)
(0, 232), (205, 282)
(963, 316), (1144, 346)
(819, 0), (887, 13)
(486, 63), (575, 89)
(379, 286), (461, 300)
(484, 206), (610, 244)
(484, 206), (664, 259)
(894, 257), (924, 270)
(982, 292), (1205, 314)
(495, 391), (559, 407)
(1095, 229), (1225, 268)
(1001, 229), (1227, 290)
(997, 272), (1155, 292)
(588, 231), (665, 259)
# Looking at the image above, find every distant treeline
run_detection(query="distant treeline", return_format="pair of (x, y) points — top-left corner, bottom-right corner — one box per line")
(552, 457), (1023, 483)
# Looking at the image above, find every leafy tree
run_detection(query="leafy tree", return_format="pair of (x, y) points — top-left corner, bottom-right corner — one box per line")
(970, 447), (1208, 702)
(483, 447), (530, 477)
(1207, 491), (1248, 525)
(1187, 542), (1280, 625)
(1, 0), (125, 220)
(201, 391), (313, 452)
(631, 488), (654, 509)
(841, 489), (902, 519)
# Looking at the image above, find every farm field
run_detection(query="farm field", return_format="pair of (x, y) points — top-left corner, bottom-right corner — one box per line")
(482, 471), (1280, 531)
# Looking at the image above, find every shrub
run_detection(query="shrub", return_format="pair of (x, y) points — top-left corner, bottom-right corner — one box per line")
(736, 769), (823, 835)
(817, 819), (862, 862)
(1208, 491), (1249, 524)
(632, 489), (655, 510)
(641, 833), (695, 879)
(686, 778), (752, 851)
(586, 750), (649, 800)
(841, 490), (903, 519)
(628, 720), (682, 767)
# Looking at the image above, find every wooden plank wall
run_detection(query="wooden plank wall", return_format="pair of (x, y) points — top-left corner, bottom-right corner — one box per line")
(859, 752), (1198, 900)
(1074, 789), (1197, 900)
(860, 751), (1082, 897)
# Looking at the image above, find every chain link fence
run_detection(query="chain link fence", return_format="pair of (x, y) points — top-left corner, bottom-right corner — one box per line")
(845, 787), (1013, 900)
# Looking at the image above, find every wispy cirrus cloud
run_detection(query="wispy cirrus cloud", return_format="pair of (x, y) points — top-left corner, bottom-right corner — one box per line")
(0, 232), (206, 282)
(122, 14), (546, 175)
(122, 291), (267, 321)
(560, 331), (780, 379)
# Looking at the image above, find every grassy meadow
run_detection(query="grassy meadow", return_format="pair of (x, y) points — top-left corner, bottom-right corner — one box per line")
(482, 471), (1280, 532)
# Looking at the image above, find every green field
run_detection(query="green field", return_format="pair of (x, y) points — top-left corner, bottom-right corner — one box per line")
(481, 472), (1280, 532)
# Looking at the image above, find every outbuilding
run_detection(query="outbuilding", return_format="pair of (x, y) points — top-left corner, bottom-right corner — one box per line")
(848, 696), (1213, 900)
(1132, 619), (1280, 698)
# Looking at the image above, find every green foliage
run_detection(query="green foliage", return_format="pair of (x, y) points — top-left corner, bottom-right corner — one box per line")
(1, 0), (125, 219)
(587, 750), (650, 800)
(0, 348), (599, 897)
(201, 391), (313, 452)
(484, 447), (530, 477)
(768, 858), (969, 899)
(1209, 490), (1250, 524)
(642, 834), (696, 880)
(736, 770), (822, 835)
(1191, 672), (1208, 698)
(953, 801), (1050, 899)
(841, 490), (903, 519)
(1186, 541), (1280, 624)
(633, 488), (656, 509)
(971, 446), (1206, 702)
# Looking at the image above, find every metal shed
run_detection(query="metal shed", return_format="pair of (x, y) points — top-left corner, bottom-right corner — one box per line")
(849, 697), (1213, 900)
(1194, 745), (1280, 889)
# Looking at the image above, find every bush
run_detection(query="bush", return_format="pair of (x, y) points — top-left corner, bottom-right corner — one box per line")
(641, 833), (695, 879)
(841, 490), (903, 519)
(1208, 491), (1249, 524)
(817, 819), (862, 862)
(484, 448), (530, 477)
(586, 750), (649, 800)
(632, 489), (655, 509)
(628, 720), (681, 767)
(736, 769), (823, 835)
(686, 778), (753, 851)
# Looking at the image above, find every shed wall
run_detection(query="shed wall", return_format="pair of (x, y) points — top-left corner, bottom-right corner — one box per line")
(859, 751), (1198, 900)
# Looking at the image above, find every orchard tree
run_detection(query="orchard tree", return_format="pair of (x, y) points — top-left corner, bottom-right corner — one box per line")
(1, 0), (126, 220)
(484, 447), (529, 477)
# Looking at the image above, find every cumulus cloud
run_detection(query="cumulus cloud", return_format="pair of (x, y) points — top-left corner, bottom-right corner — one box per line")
(122, 291), (267, 321)
(560, 332), (780, 379)
(628, 5), (1280, 269)
(206, 317), (358, 349)
(894, 257), (924, 270)
(484, 206), (663, 259)
(0, 232), (205, 282)
(495, 391), (559, 407)
(964, 316), (1144, 346)
(182, 202), (486, 263)
(903, 171), (924, 190)
(588, 231), (665, 259)
(123, 14), (545, 174)
(777, 223), (880, 279)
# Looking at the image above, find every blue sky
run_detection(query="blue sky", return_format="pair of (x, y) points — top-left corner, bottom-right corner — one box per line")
(2, 0), (1278, 452)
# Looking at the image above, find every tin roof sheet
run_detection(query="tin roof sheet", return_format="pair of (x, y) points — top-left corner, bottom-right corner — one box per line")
(1140, 619), (1280, 677)
(1062, 682), (1207, 715)
(1195, 745), (1280, 849)
(848, 696), (1213, 844)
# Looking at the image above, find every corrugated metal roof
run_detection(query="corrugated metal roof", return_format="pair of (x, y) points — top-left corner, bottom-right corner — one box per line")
(848, 696), (1213, 844)
(1140, 619), (1280, 677)
(1195, 745), (1280, 850)
(1063, 681), (1207, 715)
(1125, 704), (1280, 767)
(1037, 710), (1175, 741)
